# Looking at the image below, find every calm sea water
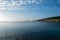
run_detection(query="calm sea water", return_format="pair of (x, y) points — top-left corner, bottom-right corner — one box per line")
(0, 22), (60, 40)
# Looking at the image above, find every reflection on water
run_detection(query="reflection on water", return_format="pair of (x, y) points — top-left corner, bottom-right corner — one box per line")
(0, 22), (60, 40)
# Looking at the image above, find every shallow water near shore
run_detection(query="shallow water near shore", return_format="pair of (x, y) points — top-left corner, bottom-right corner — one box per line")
(0, 22), (60, 40)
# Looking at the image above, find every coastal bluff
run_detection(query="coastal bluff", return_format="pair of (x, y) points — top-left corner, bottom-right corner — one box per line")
(35, 16), (60, 22)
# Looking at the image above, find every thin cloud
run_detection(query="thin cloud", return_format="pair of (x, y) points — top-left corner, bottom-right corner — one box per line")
(0, 0), (60, 10)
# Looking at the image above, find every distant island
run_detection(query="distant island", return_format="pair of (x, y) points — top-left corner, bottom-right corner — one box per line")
(35, 16), (60, 22)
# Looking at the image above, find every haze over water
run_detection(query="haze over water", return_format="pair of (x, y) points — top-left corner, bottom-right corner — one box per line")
(0, 0), (60, 40)
(0, 22), (60, 40)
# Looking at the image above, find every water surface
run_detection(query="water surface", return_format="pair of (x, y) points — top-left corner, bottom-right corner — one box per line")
(0, 22), (60, 40)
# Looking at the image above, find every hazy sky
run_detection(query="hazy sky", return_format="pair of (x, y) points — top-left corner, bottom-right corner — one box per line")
(0, 0), (60, 21)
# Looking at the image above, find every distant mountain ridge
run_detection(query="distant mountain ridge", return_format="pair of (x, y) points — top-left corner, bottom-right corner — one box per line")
(35, 16), (60, 22)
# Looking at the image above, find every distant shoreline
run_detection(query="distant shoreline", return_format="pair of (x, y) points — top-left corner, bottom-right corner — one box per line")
(34, 16), (60, 22)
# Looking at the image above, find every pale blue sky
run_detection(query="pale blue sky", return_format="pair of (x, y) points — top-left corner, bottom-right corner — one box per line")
(0, 0), (60, 21)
